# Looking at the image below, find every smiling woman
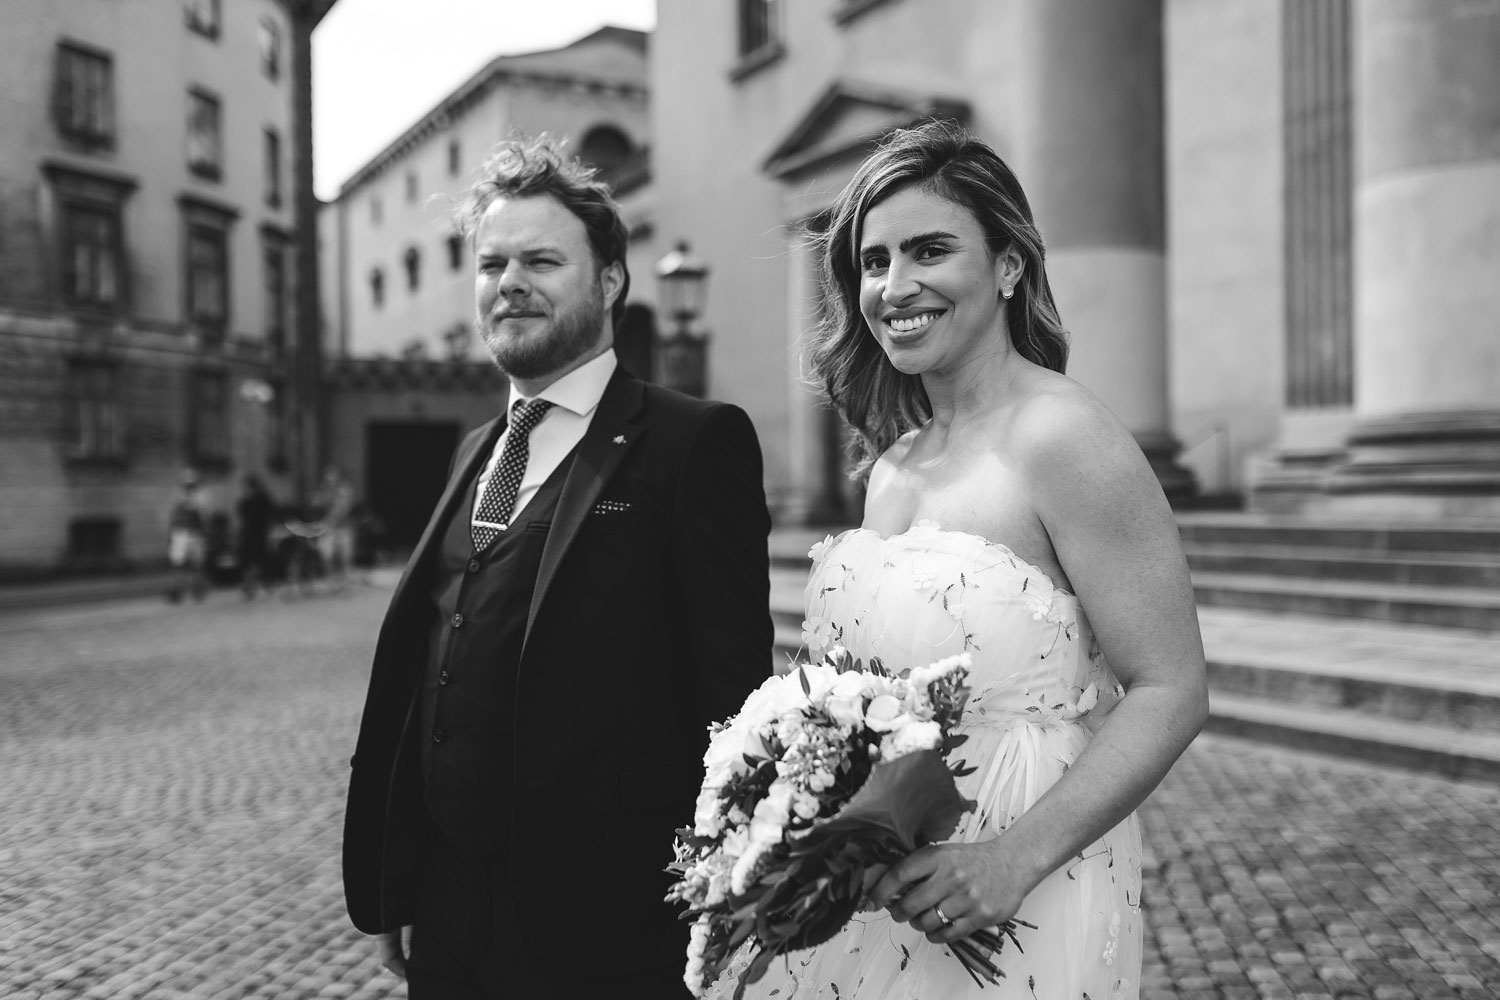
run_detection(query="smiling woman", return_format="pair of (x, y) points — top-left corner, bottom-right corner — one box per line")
(730, 119), (1209, 1000)
(809, 121), (1069, 481)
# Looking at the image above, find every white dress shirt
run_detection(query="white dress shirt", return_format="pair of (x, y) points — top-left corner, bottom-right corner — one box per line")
(470, 350), (618, 533)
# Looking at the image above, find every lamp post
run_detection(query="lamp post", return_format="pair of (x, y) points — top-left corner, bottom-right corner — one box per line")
(654, 240), (710, 397)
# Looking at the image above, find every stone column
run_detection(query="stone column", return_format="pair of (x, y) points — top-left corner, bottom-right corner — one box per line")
(1014, 0), (1193, 497)
(1328, 0), (1500, 518)
(781, 230), (847, 525)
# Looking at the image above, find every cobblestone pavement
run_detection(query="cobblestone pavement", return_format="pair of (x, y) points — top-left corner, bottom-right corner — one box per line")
(1, 585), (1496, 999)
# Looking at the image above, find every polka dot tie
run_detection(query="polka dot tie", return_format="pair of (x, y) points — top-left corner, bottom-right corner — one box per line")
(471, 398), (554, 551)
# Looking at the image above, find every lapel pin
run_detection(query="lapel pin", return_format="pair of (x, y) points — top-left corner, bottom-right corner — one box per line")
(613, 435), (627, 445)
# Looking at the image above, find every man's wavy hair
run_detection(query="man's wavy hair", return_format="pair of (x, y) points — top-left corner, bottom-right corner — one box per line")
(454, 133), (631, 328)
(808, 119), (1070, 481)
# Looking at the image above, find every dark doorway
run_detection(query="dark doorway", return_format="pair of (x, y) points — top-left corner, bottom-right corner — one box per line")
(365, 421), (462, 549)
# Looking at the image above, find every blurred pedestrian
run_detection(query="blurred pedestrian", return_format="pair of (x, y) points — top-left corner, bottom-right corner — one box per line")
(165, 468), (210, 603)
(314, 467), (356, 587)
(236, 473), (275, 597)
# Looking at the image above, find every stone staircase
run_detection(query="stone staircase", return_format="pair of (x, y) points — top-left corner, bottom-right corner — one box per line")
(1178, 512), (1500, 631)
(766, 520), (1500, 781)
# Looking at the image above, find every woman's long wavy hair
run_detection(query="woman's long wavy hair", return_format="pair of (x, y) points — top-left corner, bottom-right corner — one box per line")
(808, 120), (1069, 480)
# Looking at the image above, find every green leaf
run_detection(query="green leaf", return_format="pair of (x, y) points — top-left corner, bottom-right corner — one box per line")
(791, 750), (975, 855)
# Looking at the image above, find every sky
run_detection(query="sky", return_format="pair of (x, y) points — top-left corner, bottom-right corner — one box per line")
(312, 0), (656, 199)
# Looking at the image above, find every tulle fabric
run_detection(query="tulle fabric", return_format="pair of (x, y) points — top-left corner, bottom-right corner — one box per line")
(709, 522), (1142, 1000)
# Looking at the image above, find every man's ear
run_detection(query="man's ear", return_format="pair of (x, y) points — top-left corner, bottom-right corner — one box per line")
(599, 260), (625, 312)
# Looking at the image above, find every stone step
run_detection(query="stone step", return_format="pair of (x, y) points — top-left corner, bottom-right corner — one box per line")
(1175, 512), (1500, 555)
(1192, 572), (1500, 631)
(1205, 652), (1500, 734)
(1184, 543), (1500, 588)
(1204, 692), (1500, 784)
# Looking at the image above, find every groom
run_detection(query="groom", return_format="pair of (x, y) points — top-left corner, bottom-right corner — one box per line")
(342, 134), (773, 998)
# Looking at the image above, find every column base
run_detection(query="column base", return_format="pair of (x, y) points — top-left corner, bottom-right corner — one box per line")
(1320, 409), (1500, 520)
(1138, 432), (1200, 503)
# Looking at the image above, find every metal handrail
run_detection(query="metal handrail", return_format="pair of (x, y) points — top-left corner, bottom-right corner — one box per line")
(1181, 418), (1231, 493)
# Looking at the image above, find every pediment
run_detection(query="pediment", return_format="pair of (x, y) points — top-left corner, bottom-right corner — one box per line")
(763, 80), (968, 181)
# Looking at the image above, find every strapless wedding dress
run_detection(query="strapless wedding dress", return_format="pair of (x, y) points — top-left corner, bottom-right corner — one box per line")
(714, 521), (1143, 1000)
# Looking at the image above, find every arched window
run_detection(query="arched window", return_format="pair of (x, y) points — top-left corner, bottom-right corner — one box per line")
(404, 246), (420, 291)
(579, 125), (636, 189)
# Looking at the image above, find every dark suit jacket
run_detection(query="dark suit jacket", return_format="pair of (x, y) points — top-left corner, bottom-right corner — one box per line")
(342, 368), (773, 976)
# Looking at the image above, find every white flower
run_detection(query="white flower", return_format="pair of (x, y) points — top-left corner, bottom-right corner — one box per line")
(749, 782), (794, 842)
(912, 567), (936, 591)
(808, 534), (835, 562)
(864, 694), (913, 733)
(693, 786), (725, 837)
(721, 826), (749, 861)
(946, 600), (965, 621)
(824, 669), (874, 728)
(792, 790), (820, 821)
(880, 719), (942, 760)
(907, 652), (972, 690)
(737, 672), (813, 729)
(685, 918), (711, 995)
(801, 616), (836, 656)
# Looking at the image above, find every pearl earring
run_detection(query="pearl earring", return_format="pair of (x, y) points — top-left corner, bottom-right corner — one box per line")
(1002, 286), (1013, 299)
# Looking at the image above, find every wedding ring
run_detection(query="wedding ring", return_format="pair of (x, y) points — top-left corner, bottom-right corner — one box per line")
(934, 905), (954, 927)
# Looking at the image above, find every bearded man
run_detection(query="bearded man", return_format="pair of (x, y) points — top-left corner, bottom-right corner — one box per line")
(342, 134), (772, 999)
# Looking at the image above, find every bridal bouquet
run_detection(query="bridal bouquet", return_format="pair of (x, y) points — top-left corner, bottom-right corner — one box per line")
(668, 647), (1027, 998)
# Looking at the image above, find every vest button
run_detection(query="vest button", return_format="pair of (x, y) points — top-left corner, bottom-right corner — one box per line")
(432, 727), (446, 744)
(451, 613), (464, 628)
(467, 559), (481, 573)
(438, 670), (452, 686)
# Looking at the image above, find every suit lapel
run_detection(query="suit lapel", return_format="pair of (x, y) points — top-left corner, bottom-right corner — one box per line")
(524, 369), (645, 648)
(385, 412), (504, 615)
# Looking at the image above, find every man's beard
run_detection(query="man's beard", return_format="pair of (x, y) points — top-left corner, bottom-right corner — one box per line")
(479, 291), (605, 381)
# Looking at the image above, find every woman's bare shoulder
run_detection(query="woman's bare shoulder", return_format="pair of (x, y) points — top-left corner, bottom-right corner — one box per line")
(1003, 372), (1151, 494)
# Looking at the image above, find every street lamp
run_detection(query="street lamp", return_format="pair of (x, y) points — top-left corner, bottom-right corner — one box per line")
(654, 240), (711, 396)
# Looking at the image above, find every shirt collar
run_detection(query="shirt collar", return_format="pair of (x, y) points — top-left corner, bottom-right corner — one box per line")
(506, 349), (617, 419)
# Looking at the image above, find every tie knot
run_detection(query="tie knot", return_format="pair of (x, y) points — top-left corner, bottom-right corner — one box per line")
(510, 398), (554, 434)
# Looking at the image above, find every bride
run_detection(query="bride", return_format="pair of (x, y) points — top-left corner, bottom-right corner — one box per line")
(718, 121), (1208, 999)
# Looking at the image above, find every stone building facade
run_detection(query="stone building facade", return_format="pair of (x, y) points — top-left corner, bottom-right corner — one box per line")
(651, 0), (1500, 523)
(0, 0), (333, 575)
(319, 26), (664, 546)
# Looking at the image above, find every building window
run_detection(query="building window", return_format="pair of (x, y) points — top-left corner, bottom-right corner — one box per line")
(370, 195), (382, 226)
(187, 89), (223, 180)
(45, 162), (136, 313)
(259, 17), (281, 79)
(180, 195), (237, 342)
(262, 238), (287, 355)
(370, 267), (384, 307)
(738, 0), (782, 57)
(405, 171), (418, 203)
(447, 234), (463, 272)
(580, 125), (640, 190)
(64, 358), (126, 461)
(263, 128), (282, 207)
(62, 204), (122, 308)
(185, 0), (221, 39)
(54, 42), (115, 147)
(448, 139), (462, 176)
(404, 246), (421, 291)
(189, 369), (230, 464)
(188, 227), (228, 336)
